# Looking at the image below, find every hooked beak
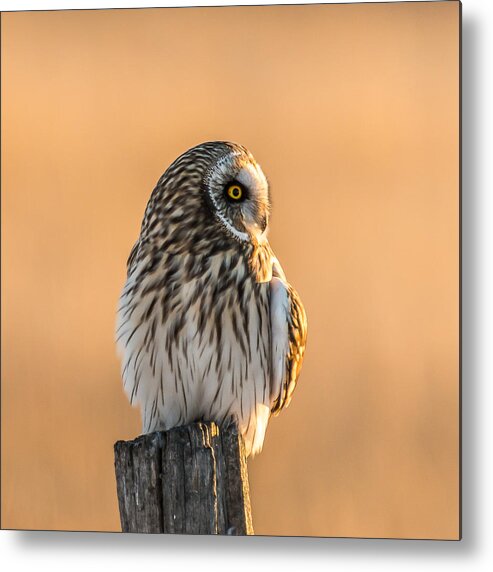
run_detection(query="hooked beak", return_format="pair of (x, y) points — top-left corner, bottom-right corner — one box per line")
(249, 215), (268, 245)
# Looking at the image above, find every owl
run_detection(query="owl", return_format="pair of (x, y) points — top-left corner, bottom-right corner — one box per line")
(116, 141), (307, 457)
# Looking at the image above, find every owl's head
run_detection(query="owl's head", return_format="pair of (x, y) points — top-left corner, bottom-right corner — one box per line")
(143, 142), (271, 253)
(201, 142), (270, 245)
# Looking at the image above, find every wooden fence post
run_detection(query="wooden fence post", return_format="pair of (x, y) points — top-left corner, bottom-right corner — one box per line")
(114, 421), (254, 535)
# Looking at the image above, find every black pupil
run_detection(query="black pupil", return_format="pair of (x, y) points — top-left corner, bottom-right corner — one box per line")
(225, 181), (246, 202)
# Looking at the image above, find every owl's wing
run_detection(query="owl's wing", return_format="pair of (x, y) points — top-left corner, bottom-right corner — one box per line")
(269, 259), (307, 414)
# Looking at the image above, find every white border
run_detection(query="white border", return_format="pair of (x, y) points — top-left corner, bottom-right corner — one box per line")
(0, 0), (448, 10)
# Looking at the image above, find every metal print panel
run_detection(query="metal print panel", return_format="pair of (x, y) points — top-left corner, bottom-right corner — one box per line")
(1, 0), (460, 539)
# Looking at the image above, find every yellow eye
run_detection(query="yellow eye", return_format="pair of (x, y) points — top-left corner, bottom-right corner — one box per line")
(226, 184), (243, 201)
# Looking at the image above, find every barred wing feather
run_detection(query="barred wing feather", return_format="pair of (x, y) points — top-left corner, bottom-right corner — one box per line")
(269, 261), (307, 414)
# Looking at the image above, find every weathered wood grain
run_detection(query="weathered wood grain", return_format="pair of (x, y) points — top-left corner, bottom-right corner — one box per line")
(114, 421), (254, 535)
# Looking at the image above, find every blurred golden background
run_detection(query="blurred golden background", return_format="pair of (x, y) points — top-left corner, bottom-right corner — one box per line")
(1, 2), (459, 538)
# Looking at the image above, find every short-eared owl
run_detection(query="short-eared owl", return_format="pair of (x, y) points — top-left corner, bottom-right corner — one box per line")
(116, 142), (307, 457)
